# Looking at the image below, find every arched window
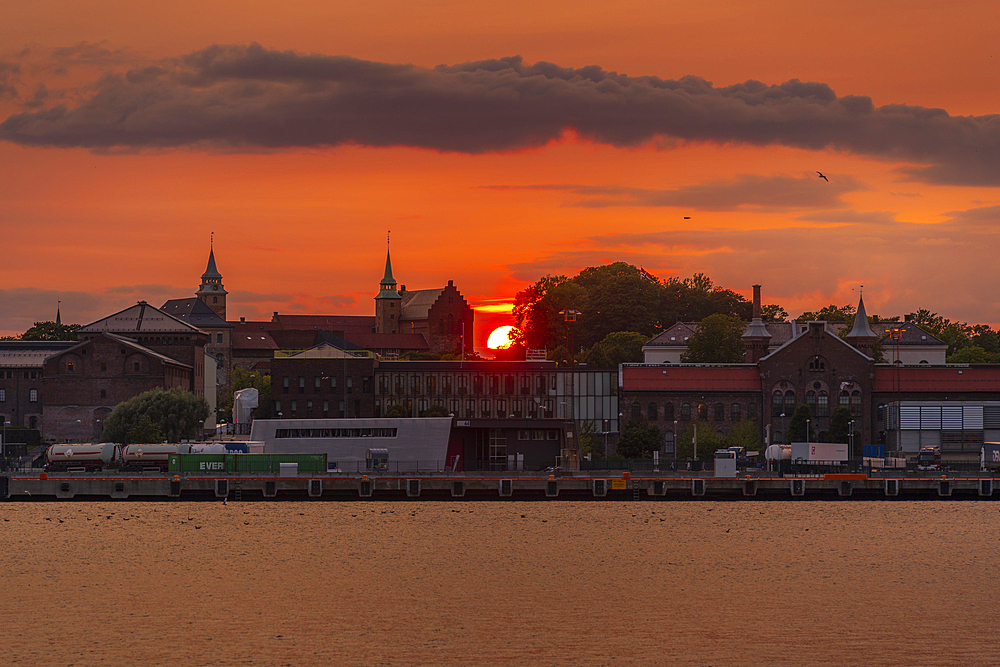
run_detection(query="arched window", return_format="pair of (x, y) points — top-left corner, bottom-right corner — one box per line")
(806, 390), (817, 414)
(783, 391), (795, 415)
(631, 401), (642, 420)
(808, 356), (826, 371)
(664, 431), (675, 454)
(664, 402), (674, 421)
(731, 403), (741, 422)
(213, 296), (218, 304)
(448, 314), (454, 336)
(698, 403), (708, 420)
(714, 403), (724, 421)
(439, 319), (445, 334)
(851, 390), (862, 414)
(817, 391), (829, 417)
(839, 390), (850, 407)
(774, 430), (784, 445)
(681, 403), (691, 420)
(772, 391), (783, 416)
(748, 402), (758, 420)
(648, 403), (657, 421)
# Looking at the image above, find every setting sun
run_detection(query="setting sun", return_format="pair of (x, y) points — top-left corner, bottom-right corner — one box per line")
(487, 326), (515, 349)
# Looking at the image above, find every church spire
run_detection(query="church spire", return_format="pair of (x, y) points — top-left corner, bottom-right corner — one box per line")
(374, 237), (402, 334)
(846, 289), (878, 357)
(196, 235), (227, 319)
(376, 238), (399, 300)
(56, 300), (61, 326)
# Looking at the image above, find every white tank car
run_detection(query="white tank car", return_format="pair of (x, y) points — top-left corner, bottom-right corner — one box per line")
(121, 444), (192, 469)
(46, 444), (120, 470)
(764, 444), (791, 461)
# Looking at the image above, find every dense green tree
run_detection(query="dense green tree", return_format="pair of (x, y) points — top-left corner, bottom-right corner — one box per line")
(676, 421), (722, 459)
(102, 388), (210, 444)
(1, 321), (81, 341)
(384, 403), (408, 418)
(723, 420), (762, 452)
(615, 418), (663, 459)
(827, 406), (854, 444)
(797, 304), (855, 323)
(761, 304), (789, 322)
(680, 314), (746, 363)
(584, 331), (648, 368)
(219, 367), (272, 421)
(127, 417), (164, 444)
(787, 404), (813, 443)
(947, 346), (1000, 364)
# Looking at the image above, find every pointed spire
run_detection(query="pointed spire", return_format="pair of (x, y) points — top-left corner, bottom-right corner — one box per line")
(382, 246), (395, 285)
(56, 300), (61, 326)
(376, 245), (400, 300)
(847, 293), (877, 339)
(203, 246), (222, 279)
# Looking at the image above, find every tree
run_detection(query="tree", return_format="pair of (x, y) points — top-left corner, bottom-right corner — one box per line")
(127, 417), (164, 444)
(676, 421), (722, 459)
(787, 404), (813, 443)
(219, 367), (271, 421)
(948, 346), (1000, 364)
(3, 321), (81, 341)
(827, 406), (853, 444)
(615, 418), (663, 458)
(584, 331), (648, 368)
(761, 304), (788, 322)
(578, 420), (603, 460)
(102, 388), (210, 444)
(424, 404), (451, 417)
(384, 403), (408, 418)
(797, 304), (855, 323)
(681, 314), (746, 363)
(723, 419), (762, 452)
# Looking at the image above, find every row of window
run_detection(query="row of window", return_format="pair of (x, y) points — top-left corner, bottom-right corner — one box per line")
(378, 374), (555, 396)
(0, 389), (36, 402)
(282, 376), (370, 394)
(378, 398), (556, 419)
(1, 371), (39, 379)
(632, 401), (758, 423)
(275, 428), (398, 438)
(772, 389), (862, 417)
(274, 400), (360, 418)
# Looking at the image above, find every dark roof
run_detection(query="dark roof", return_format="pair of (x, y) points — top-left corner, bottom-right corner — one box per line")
(0, 341), (76, 368)
(401, 289), (445, 320)
(79, 301), (204, 335)
(874, 321), (946, 346)
(315, 330), (364, 351)
(161, 298), (233, 329)
(268, 314), (375, 335)
(345, 332), (430, 352)
(202, 248), (222, 279)
(231, 321), (278, 351)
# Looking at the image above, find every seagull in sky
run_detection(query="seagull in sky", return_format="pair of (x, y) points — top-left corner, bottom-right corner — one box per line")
(816, 171), (829, 182)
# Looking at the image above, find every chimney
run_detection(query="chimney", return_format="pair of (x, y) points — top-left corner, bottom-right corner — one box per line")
(448, 279), (454, 287)
(752, 284), (762, 320)
(240, 316), (245, 323)
(272, 311), (278, 321)
(904, 313), (912, 323)
(400, 285), (406, 294)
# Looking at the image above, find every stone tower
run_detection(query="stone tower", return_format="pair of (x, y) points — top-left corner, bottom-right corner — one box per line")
(742, 284), (772, 363)
(374, 248), (401, 334)
(196, 245), (228, 320)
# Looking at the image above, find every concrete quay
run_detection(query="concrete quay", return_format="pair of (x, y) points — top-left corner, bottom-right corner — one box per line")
(1, 471), (997, 501)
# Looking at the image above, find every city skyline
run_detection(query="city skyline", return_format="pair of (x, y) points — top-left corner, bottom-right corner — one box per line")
(3, 1), (1000, 340)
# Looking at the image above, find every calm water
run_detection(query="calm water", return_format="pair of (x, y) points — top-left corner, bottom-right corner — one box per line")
(2, 500), (997, 666)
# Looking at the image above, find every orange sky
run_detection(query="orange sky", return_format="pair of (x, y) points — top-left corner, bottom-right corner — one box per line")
(3, 1), (1000, 347)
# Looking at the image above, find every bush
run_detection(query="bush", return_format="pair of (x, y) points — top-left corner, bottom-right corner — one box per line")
(102, 388), (210, 444)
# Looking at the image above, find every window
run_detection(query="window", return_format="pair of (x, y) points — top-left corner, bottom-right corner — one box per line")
(216, 333), (223, 343)
(839, 390), (849, 408)
(291, 400), (297, 413)
(714, 403), (724, 421)
(29, 389), (38, 403)
(664, 402), (674, 421)
(427, 376), (436, 395)
(134, 362), (141, 372)
(808, 356), (826, 371)
(698, 403), (708, 420)
(410, 376), (420, 394)
(315, 377), (322, 392)
(473, 376), (483, 393)
(681, 403), (691, 420)
(648, 403), (657, 421)
(772, 391), (783, 416)
(283, 376), (289, 394)
(346, 377), (353, 393)
(213, 296), (218, 304)
(67, 362), (74, 372)
(481, 399), (491, 418)
(101, 389), (107, 399)
(631, 402), (642, 420)
(101, 362), (107, 371)
(363, 377), (371, 394)
(748, 402), (758, 420)
(0, 389), (5, 402)
(299, 377), (305, 394)
(851, 390), (862, 415)
(490, 375), (499, 395)
(731, 403), (741, 422)
(664, 431), (675, 455)
(783, 392), (795, 415)
(497, 399), (507, 416)
(806, 391), (817, 414)
(817, 391), (829, 417)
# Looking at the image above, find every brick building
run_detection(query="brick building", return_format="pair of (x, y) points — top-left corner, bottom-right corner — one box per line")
(0, 341), (75, 432)
(621, 287), (1000, 457)
(270, 344), (378, 420)
(41, 333), (194, 442)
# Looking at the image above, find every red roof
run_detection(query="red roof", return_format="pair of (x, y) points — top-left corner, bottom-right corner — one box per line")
(873, 366), (1000, 392)
(231, 322), (278, 351)
(622, 365), (761, 391)
(270, 314), (374, 335)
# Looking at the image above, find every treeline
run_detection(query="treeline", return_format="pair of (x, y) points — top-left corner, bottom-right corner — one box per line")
(510, 263), (786, 352)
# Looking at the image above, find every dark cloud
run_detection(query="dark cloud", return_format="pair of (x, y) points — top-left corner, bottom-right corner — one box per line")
(2, 43), (999, 185)
(0, 60), (19, 99)
(795, 209), (897, 224)
(488, 174), (863, 210)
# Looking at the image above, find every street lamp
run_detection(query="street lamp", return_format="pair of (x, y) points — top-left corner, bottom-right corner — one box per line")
(806, 419), (810, 445)
(849, 419), (856, 458)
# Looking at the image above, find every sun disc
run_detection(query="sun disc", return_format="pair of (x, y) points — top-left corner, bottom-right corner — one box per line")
(487, 326), (515, 349)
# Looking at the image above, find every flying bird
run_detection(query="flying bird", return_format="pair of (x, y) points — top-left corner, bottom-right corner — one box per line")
(683, 216), (691, 219)
(816, 171), (829, 182)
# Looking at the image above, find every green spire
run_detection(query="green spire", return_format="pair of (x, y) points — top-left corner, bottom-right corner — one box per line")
(376, 248), (399, 300)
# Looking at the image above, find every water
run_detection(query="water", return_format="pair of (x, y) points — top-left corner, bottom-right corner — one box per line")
(2, 500), (997, 665)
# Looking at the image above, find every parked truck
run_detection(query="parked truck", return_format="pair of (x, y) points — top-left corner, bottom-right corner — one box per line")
(982, 443), (1000, 472)
(917, 445), (942, 471)
(790, 442), (848, 463)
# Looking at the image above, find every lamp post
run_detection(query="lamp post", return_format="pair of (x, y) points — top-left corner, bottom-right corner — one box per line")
(849, 419), (856, 458)
(806, 419), (810, 445)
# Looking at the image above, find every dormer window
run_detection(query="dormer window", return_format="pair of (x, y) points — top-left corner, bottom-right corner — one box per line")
(808, 356), (826, 372)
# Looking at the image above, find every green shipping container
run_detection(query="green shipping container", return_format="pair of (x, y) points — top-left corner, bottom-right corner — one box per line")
(169, 453), (327, 474)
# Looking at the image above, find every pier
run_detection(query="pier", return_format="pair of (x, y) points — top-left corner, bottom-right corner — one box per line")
(1, 470), (996, 501)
